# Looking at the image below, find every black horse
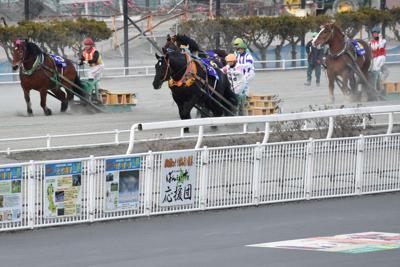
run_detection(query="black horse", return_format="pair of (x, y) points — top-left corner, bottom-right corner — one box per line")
(152, 48), (236, 132)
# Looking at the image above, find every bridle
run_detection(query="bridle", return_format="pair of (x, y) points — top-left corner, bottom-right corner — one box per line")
(159, 56), (170, 82)
(318, 24), (347, 58)
(316, 25), (334, 47)
(13, 42), (27, 67)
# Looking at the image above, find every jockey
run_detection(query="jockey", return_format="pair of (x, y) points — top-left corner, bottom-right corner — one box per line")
(369, 26), (386, 91)
(222, 53), (246, 115)
(232, 38), (255, 96)
(79, 37), (104, 81)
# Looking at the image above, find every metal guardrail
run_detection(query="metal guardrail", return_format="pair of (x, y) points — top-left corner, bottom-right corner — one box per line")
(1, 53), (399, 84)
(0, 132), (399, 232)
(126, 105), (400, 154)
(0, 105), (398, 155)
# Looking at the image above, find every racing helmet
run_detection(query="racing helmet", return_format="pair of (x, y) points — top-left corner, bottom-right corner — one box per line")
(83, 37), (94, 46)
(225, 53), (237, 62)
(232, 38), (247, 49)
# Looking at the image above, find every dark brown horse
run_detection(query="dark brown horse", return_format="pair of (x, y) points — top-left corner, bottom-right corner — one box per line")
(313, 23), (375, 102)
(12, 39), (81, 116)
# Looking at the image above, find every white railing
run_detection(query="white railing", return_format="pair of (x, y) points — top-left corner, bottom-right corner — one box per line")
(1, 53), (399, 84)
(0, 105), (399, 155)
(1, 132), (399, 232)
(126, 105), (400, 154)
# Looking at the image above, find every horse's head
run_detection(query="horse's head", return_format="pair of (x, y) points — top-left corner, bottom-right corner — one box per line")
(12, 39), (27, 71)
(312, 23), (335, 47)
(163, 35), (179, 54)
(152, 53), (170, 90)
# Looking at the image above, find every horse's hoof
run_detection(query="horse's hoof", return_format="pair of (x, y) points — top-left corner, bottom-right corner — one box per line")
(45, 108), (52, 116)
(183, 127), (190, 133)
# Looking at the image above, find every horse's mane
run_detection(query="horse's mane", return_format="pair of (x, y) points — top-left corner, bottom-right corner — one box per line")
(25, 41), (43, 58)
(325, 22), (345, 39)
(175, 34), (201, 53)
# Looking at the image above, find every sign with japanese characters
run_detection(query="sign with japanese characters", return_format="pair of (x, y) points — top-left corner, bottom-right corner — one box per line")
(44, 162), (82, 218)
(0, 166), (22, 223)
(104, 157), (141, 212)
(160, 151), (196, 207)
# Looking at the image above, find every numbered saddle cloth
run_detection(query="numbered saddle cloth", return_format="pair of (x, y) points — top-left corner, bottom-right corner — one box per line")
(50, 54), (67, 68)
(198, 56), (220, 81)
(350, 40), (365, 56)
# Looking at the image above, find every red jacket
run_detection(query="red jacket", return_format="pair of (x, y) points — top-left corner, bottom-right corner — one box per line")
(370, 39), (386, 58)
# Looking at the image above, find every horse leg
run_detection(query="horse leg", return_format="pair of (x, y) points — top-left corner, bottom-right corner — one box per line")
(327, 72), (335, 103)
(51, 87), (68, 112)
(340, 71), (352, 101)
(349, 73), (361, 102)
(23, 89), (33, 116)
(39, 89), (52, 116)
(180, 96), (198, 133)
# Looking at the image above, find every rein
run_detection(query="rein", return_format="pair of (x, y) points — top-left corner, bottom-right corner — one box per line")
(325, 26), (347, 58)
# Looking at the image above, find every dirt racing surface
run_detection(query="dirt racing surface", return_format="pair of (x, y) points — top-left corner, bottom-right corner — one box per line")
(0, 66), (399, 164)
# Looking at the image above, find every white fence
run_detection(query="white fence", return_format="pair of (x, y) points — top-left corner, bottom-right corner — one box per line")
(1, 53), (400, 84)
(1, 132), (399, 232)
(0, 105), (399, 155)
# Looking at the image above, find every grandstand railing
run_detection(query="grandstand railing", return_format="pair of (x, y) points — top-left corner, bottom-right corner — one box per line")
(1, 53), (399, 84)
(0, 132), (399, 232)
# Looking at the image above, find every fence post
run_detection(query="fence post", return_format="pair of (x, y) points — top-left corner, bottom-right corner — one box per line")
(46, 134), (51, 150)
(144, 151), (154, 216)
(87, 156), (96, 222)
(199, 146), (209, 210)
(252, 143), (262, 205)
(304, 138), (314, 200)
(114, 129), (120, 145)
(243, 123), (248, 134)
(28, 160), (36, 229)
(326, 117), (334, 139)
(355, 135), (365, 195)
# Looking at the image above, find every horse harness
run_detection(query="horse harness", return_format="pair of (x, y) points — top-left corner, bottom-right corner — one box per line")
(165, 51), (236, 113)
(18, 44), (66, 88)
(168, 52), (198, 88)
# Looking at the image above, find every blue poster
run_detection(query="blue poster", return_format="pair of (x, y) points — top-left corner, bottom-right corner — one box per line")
(44, 162), (82, 218)
(105, 157), (141, 212)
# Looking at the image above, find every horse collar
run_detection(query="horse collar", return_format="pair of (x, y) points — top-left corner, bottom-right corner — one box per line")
(21, 54), (43, 76)
(168, 52), (197, 88)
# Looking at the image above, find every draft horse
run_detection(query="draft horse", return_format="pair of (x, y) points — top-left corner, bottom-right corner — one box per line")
(152, 38), (236, 132)
(12, 39), (81, 116)
(313, 23), (376, 102)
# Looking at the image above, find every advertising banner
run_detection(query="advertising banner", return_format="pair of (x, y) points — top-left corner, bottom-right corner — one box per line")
(160, 151), (196, 207)
(0, 167), (22, 223)
(44, 162), (82, 218)
(105, 157), (141, 212)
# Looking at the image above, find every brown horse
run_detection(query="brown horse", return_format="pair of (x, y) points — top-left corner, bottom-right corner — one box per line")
(313, 23), (374, 102)
(12, 39), (81, 116)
